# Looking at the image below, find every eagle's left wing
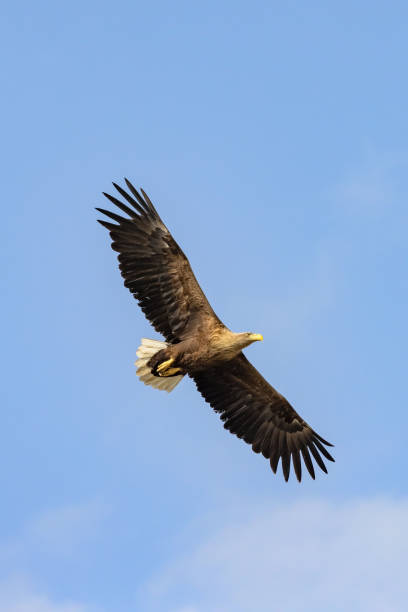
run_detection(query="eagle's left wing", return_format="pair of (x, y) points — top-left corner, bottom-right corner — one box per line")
(192, 353), (334, 482)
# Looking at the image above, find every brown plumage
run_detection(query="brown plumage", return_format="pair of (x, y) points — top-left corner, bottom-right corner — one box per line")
(96, 179), (334, 482)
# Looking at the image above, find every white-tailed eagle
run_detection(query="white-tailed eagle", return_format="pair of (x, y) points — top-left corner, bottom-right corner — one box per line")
(97, 180), (334, 482)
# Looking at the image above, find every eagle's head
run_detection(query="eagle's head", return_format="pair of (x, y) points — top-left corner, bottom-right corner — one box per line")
(234, 332), (264, 349)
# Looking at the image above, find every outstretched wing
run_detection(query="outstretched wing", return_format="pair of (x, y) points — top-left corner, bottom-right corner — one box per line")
(97, 179), (222, 342)
(192, 353), (334, 482)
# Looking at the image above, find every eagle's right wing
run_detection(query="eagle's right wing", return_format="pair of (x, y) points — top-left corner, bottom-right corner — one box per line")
(97, 179), (222, 343)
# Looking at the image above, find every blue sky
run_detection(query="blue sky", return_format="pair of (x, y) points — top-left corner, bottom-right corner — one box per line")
(2, 1), (408, 610)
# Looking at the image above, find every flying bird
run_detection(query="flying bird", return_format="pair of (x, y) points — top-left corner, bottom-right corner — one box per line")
(96, 179), (334, 482)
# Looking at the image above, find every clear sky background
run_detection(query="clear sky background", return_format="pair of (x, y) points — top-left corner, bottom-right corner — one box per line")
(2, 1), (408, 611)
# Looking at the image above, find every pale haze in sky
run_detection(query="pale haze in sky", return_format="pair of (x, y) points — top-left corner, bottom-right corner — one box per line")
(2, 1), (408, 611)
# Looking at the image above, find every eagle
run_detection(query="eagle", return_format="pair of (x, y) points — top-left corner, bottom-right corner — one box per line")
(96, 179), (334, 482)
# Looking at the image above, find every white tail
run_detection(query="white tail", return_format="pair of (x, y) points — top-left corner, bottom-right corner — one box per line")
(134, 338), (184, 392)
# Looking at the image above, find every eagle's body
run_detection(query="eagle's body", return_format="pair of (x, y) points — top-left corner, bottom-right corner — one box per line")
(97, 179), (334, 482)
(149, 328), (263, 375)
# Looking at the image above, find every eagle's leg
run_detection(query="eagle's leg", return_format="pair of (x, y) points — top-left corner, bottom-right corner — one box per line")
(156, 358), (183, 377)
(156, 358), (174, 373)
(163, 367), (184, 376)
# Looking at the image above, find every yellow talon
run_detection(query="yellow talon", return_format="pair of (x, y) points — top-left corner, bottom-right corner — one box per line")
(164, 367), (183, 376)
(157, 358), (175, 374)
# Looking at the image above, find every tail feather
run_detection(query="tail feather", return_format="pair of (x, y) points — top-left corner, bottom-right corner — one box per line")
(135, 338), (184, 392)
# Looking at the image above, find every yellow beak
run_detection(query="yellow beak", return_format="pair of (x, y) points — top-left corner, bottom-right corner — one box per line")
(249, 333), (263, 342)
